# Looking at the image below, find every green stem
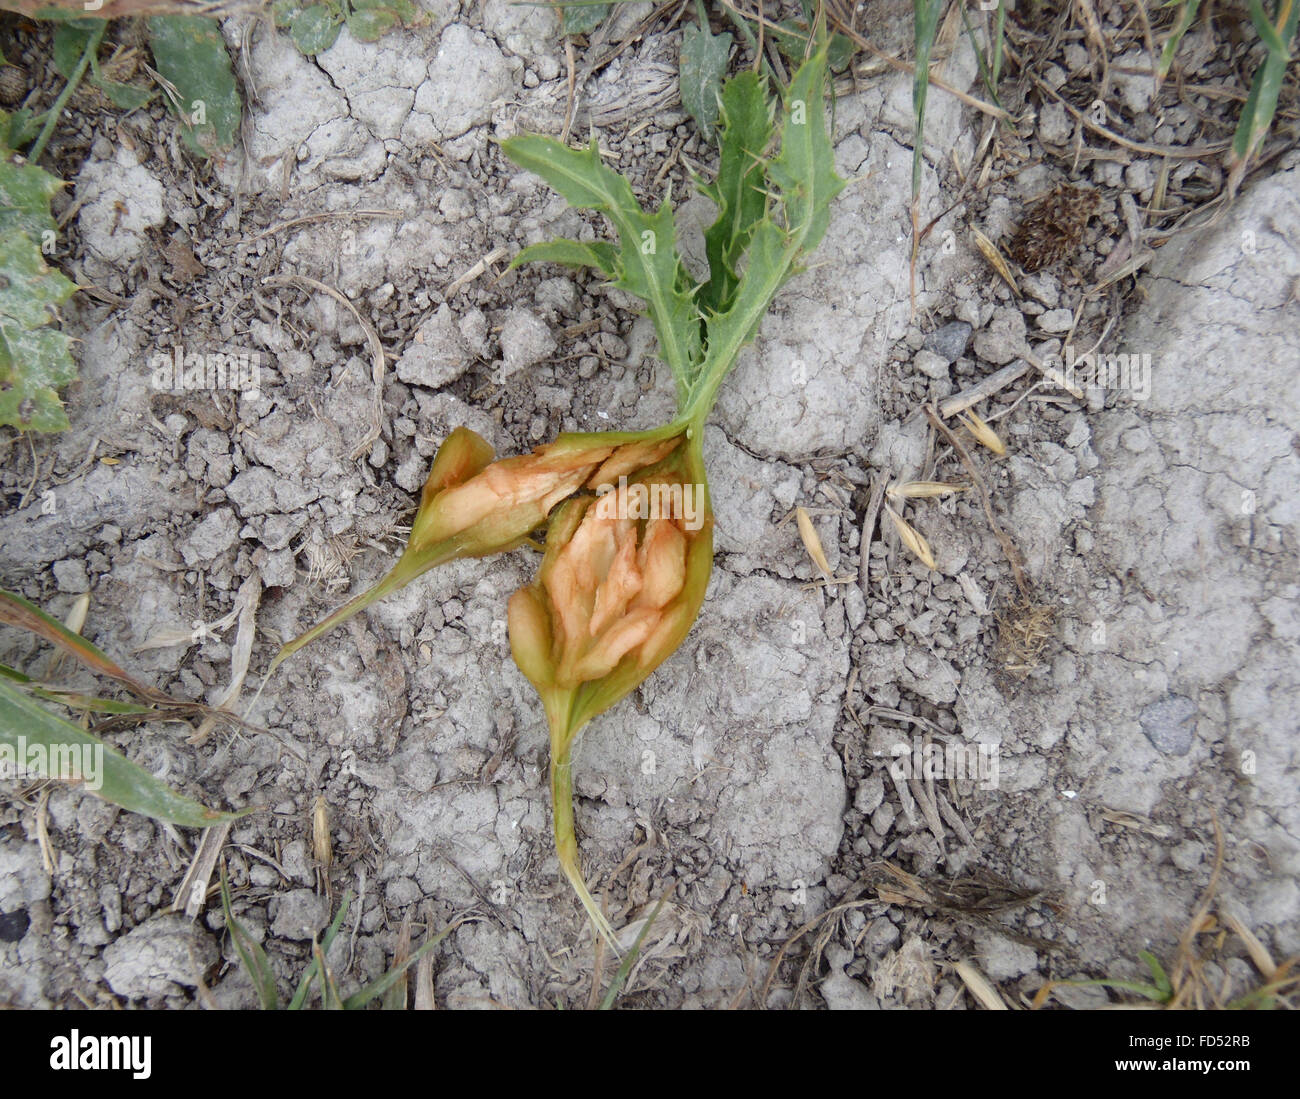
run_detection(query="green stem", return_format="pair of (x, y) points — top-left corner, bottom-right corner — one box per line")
(28, 22), (105, 165)
(550, 751), (619, 952)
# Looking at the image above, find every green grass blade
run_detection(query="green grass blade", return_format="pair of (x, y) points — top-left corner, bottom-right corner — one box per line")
(910, 0), (945, 202)
(1230, 0), (1299, 170)
(1158, 0), (1203, 80)
(598, 892), (667, 1009)
(0, 588), (162, 700)
(341, 919), (464, 1009)
(992, 0), (1006, 85)
(219, 865), (280, 1009)
(0, 664), (157, 716)
(1139, 949), (1174, 1000)
(0, 679), (242, 827)
(959, 2), (1004, 112)
(287, 891), (353, 1010)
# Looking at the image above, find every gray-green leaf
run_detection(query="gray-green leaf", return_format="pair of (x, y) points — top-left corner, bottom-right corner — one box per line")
(680, 22), (732, 142)
(146, 15), (242, 156)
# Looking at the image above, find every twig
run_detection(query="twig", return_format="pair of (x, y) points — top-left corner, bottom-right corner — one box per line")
(857, 474), (886, 598)
(938, 360), (1031, 418)
(239, 209), (403, 245)
(445, 246), (509, 296)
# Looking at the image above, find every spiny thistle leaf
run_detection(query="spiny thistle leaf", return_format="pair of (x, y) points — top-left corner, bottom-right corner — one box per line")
(510, 238), (618, 277)
(698, 69), (774, 315)
(767, 45), (847, 256)
(501, 135), (702, 395)
(679, 20), (733, 142)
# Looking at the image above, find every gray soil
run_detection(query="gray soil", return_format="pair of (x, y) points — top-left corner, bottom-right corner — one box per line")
(1, 1), (1297, 1008)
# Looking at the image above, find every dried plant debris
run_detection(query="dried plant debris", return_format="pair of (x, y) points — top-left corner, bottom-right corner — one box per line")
(994, 598), (1057, 681)
(1007, 184), (1101, 272)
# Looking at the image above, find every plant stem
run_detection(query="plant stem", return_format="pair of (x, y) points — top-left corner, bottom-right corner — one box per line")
(28, 22), (105, 165)
(550, 752), (619, 951)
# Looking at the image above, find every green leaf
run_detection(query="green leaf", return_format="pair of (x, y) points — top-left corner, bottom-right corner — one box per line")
(2, 108), (44, 152)
(0, 233), (72, 328)
(353, 0), (420, 21)
(90, 74), (155, 112)
(768, 20), (855, 72)
(290, 5), (344, 53)
(0, 321), (77, 433)
(767, 45), (847, 256)
(699, 69), (773, 314)
(146, 15), (242, 156)
(679, 22), (732, 142)
(0, 215), (77, 433)
(345, 7), (397, 42)
(511, 238), (617, 276)
(341, 919), (463, 1009)
(562, 3), (609, 36)
(0, 154), (62, 243)
(52, 21), (97, 80)
(0, 679), (241, 828)
(270, 0), (301, 28)
(1139, 950), (1173, 1000)
(219, 866), (280, 1009)
(502, 135), (701, 397)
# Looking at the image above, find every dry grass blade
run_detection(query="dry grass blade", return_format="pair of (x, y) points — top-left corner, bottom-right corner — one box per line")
(795, 505), (833, 577)
(0, 588), (168, 703)
(193, 573), (260, 742)
(413, 946), (437, 1010)
(971, 226), (1020, 297)
(1221, 910), (1277, 981)
(884, 503), (936, 570)
(445, 245), (509, 296)
(938, 360), (1030, 419)
(312, 795), (333, 872)
(0, 587), (249, 732)
(759, 895), (876, 1008)
(241, 209), (402, 245)
(384, 915), (413, 1011)
(954, 959), (1009, 1010)
(1168, 814), (1225, 1008)
(45, 593), (89, 681)
(171, 821), (232, 917)
(857, 474), (887, 595)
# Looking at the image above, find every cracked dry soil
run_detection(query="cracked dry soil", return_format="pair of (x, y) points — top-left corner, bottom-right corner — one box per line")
(1, 2), (1297, 1008)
